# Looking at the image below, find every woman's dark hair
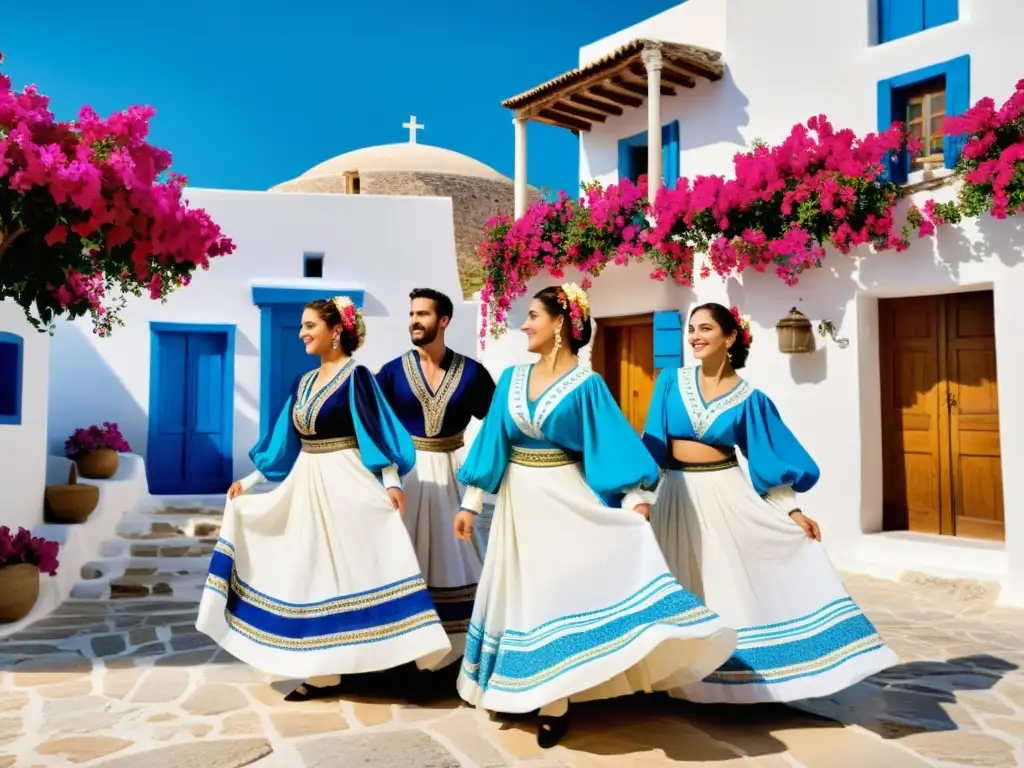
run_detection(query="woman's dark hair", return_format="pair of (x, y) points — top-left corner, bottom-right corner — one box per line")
(533, 286), (593, 354)
(689, 302), (750, 369)
(306, 299), (361, 355)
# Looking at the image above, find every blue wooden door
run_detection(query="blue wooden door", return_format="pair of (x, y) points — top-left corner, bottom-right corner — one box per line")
(148, 329), (233, 494)
(267, 304), (315, 426)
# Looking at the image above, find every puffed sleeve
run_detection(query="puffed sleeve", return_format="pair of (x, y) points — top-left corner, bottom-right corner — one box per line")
(580, 375), (661, 509)
(641, 368), (676, 469)
(374, 360), (395, 401)
(735, 390), (820, 513)
(350, 365), (416, 488)
(244, 375), (303, 486)
(456, 366), (514, 514)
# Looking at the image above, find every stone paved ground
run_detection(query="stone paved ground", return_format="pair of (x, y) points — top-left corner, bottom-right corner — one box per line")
(1, 572), (1023, 768)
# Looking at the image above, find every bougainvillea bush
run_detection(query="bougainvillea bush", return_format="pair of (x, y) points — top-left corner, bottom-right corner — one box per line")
(0, 526), (59, 576)
(64, 422), (131, 457)
(478, 79), (1024, 344)
(0, 52), (235, 335)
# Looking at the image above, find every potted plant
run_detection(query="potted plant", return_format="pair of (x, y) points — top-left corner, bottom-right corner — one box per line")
(0, 526), (60, 622)
(45, 463), (100, 524)
(65, 422), (132, 480)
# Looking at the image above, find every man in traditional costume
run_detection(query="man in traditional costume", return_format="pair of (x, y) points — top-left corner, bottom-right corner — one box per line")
(376, 287), (496, 683)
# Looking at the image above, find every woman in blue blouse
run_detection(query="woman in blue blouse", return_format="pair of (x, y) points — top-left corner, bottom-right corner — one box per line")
(452, 284), (736, 749)
(195, 297), (450, 701)
(642, 302), (897, 703)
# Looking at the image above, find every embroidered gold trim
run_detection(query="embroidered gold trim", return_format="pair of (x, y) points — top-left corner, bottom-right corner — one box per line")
(412, 433), (465, 453)
(300, 436), (358, 454)
(428, 584), (477, 603)
(704, 635), (884, 683)
(223, 609), (440, 650)
(401, 350), (466, 438)
(509, 446), (577, 468)
(293, 359), (356, 436)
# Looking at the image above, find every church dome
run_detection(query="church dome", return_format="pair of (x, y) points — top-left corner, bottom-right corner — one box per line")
(289, 142), (511, 183)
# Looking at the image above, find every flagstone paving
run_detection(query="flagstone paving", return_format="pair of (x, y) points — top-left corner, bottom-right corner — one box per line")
(1, 572), (1023, 767)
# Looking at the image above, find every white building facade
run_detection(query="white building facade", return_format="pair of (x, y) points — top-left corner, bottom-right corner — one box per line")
(46, 187), (476, 498)
(489, 0), (1024, 604)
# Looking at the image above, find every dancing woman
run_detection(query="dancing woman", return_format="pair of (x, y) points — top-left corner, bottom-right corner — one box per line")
(195, 297), (451, 701)
(452, 284), (737, 748)
(642, 302), (897, 704)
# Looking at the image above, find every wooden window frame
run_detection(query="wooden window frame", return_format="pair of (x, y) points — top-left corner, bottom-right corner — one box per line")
(905, 82), (946, 167)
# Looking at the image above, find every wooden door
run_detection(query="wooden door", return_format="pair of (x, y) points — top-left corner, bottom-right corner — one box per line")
(591, 315), (655, 433)
(878, 291), (1003, 539)
(945, 291), (1004, 540)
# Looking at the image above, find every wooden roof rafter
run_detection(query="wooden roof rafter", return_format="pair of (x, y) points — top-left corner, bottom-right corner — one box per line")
(501, 38), (723, 134)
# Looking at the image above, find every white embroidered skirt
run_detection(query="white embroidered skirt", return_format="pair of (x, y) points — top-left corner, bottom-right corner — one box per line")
(457, 448), (737, 714)
(195, 446), (451, 678)
(402, 443), (482, 669)
(652, 463), (898, 703)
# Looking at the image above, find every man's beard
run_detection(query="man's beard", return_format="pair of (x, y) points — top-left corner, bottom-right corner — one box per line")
(410, 325), (438, 346)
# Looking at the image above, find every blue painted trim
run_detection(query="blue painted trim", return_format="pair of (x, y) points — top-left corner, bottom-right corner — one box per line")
(0, 331), (24, 426)
(878, 0), (957, 45)
(616, 120), (681, 189)
(147, 322), (236, 493)
(652, 310), (683, 370)
(877, 54), (970, 182)
(251, 286), (365, 307)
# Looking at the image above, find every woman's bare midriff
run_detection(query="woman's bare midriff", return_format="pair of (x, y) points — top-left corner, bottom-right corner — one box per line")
(670, 439), (734, 465)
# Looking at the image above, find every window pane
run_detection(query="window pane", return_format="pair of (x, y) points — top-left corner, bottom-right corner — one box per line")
(909, 122), (924, 140)
(930, 92), (946, 113)
(931, 116), (945, 137)
(908, 102), (923, 121)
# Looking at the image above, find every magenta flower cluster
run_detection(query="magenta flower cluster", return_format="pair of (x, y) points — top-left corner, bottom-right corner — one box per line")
(0, 526), (60, 576)
(0, 51), (235, 335)
(64, 421), (131, 457)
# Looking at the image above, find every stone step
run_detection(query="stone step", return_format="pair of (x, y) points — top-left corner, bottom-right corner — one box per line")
(81, 556), (212, 580)
(99, 536), (218, 559)
(116, 515), (221, 540)
(151, 506), (222, 517)
(71, 570), (207, 600)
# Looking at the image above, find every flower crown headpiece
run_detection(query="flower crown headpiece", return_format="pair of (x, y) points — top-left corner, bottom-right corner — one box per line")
(730, 305), (753, 347)
(332, 295), (366, 351)
(556, 282), (590, 341)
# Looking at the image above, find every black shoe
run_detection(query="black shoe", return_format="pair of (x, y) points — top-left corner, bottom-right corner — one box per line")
(536, 713), (569, 749)
(284, 681), (344, 702)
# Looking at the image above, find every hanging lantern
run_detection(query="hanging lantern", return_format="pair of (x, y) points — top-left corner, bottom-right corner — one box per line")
(776, 308), (815, 354)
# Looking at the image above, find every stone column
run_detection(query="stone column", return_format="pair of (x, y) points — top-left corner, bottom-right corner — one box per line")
(514, 116), (528, 218)
(642, 46), (663, 205)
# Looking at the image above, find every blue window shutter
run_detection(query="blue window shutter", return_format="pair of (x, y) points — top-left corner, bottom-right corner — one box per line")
(944, 54), (971, 169)
(661, 120), (680, 190)
(924, 0), (957, 30)
(653, 311), (683, 370)
(0, 332), (24, 426)
(879, 0), (925, 43)
(876, 78), (908, 184)
(617, 138), (632, 185)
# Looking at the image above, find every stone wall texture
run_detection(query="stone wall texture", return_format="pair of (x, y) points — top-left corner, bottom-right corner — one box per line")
(271, 172), (544, 297)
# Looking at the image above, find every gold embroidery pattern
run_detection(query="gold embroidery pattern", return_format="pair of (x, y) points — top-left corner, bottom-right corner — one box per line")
(428, 585), (477, 604)
(704, 635), (884, 683)
(509, 446), (577, 468)
(401, 350), (466, 437)
(677, 366), (753, 441)
(412, 433), (465, 453)
(301, 436), (358, 454)
(292, 359), (356, 436)
(670, 456), (740, 472)
(223, 609), (441, 650)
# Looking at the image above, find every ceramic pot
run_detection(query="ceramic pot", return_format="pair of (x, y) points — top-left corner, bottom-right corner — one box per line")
(0, 563), (40, 622)
(46, 462), (100, 524)
(75, 448), (119, 480)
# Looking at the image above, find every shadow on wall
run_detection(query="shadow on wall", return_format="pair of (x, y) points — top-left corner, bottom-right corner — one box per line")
(361, 293), (391, 318)
(48, 324), (149, 457)
(676, 67), (750, 154)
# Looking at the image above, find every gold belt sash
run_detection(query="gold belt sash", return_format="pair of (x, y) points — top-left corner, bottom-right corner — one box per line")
(300, 436), (358, 454)
(667, 455), (739, 472)
(509, 446), (577, 468)
(412, 433), (465, 453)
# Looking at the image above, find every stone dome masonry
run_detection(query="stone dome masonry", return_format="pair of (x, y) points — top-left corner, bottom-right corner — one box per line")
(270, 136), (544, 297)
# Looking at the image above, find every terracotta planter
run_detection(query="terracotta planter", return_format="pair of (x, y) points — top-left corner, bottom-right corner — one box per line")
(46, 462), (100, 524)
(75, 448), (119, 480)
(0, 563), (40, 622)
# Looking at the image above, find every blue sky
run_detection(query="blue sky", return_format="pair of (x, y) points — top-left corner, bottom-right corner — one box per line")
(2, 0), (678, 197)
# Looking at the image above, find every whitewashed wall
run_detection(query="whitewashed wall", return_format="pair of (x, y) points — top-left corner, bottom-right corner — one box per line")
(47, 189), (473, 480)
(580, 0), (1024, 187)
(0, 301), (51, 531)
